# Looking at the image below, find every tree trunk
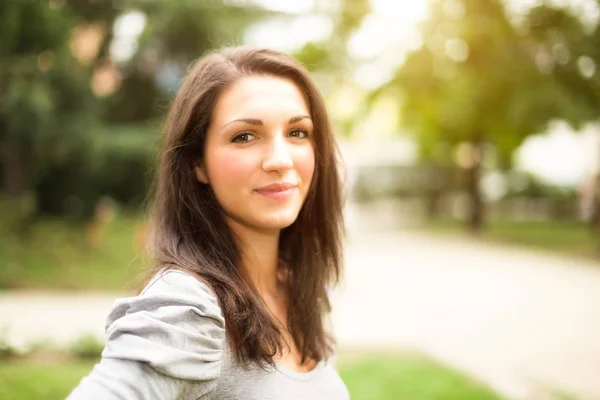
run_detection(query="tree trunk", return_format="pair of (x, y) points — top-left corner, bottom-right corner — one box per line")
(1, 136), (35, 235)
(425, 189), (442, 220)
(594, 173), (600, 255)
(1, 138), (31, 197)
(467, 138), (484, 234)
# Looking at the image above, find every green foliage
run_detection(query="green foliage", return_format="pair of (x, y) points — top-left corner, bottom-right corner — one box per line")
(103, 0), (271, 123)
(70, 334), (104, 360)
(0, 0), (100, 201)
(337, 0), (371, 39)
(0, 326), (17, 360)
(293, 42), (332, 71)
(0, 0), (68, 58)
(35, 124), (158, 216)
(393, 0), (553, 156)
(294, 0), (369, 77)
(524, 4), (600, 127)
(138, 0), (267, 61)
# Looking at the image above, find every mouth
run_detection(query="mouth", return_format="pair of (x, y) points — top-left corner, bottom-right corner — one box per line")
(255, 182), (298, 200)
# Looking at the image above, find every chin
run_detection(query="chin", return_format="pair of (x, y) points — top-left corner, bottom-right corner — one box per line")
(254, 210), (300, 231)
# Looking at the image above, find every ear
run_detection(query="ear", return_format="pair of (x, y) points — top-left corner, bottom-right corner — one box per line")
(194, 164), (209, 184)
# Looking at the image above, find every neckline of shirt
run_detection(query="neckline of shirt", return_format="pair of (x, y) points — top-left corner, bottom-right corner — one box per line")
(273, 360), (327, 381)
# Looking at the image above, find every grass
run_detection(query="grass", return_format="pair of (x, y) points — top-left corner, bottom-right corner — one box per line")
(339, 354), (505, 400)
(421, 218), (598, 260)
(0, 214), (147, 290)
(0, 360), (96, 400)
(0, 354), (505, 400)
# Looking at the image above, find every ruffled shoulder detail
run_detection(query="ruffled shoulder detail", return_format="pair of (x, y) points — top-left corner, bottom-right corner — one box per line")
(101, 269), (225, 383)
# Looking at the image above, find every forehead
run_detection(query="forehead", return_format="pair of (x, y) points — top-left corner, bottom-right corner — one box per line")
(211, 75), (310, 122)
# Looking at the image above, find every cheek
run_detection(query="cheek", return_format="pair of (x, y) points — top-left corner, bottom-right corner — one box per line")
(206, 149), (254, 191)
(295, 147), (315, 185)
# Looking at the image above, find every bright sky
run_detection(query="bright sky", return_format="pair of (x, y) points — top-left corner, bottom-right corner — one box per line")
(516, 122), (599, 186)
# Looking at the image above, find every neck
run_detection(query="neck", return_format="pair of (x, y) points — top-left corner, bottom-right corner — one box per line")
(227, 218), (281, 295)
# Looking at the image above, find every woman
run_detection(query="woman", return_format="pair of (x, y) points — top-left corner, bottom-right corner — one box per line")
(68, 46), (347, 399)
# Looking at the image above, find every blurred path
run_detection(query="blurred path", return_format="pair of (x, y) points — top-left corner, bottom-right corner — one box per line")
(332, 203), (600, 400)
(2, 205), (600, 399)
(0, 290), (125, 350)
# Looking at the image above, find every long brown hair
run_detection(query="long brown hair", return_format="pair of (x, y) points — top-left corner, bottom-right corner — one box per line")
(146, 46), (344, 367)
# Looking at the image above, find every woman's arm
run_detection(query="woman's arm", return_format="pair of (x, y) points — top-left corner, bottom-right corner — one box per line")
(67, 358), (194, 399)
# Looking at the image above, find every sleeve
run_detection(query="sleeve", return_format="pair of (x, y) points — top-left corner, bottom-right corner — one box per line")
(67, 270), (226, 400)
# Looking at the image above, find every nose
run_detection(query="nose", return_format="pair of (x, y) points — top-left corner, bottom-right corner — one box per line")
(262, 135), (293, 173)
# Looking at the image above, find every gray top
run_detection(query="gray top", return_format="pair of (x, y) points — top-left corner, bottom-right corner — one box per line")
(67, 269), (349, 400)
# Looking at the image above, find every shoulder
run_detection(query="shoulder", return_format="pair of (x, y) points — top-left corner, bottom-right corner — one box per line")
(102, 268), (226, 382)
(140, 269), (222, 315)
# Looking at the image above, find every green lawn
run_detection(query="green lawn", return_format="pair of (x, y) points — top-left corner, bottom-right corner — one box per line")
(0, 355), (505, 400)
(422, 219), (598, 260)
(0, 361), (95, 400)
(0, 215), (147, 290)
(339, 355), (505, 400)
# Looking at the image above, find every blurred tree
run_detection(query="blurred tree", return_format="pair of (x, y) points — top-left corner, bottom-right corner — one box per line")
(0, 0), (64, 199)
(294, 0), (370, 73)
(376, 0), (557, 233)
(103, 0), (272, 123)
(0, 2), (85, 199)
(523, 4), (600, 246)
(0, 0), (121, 223)
(524, 4), (596, 125)
(292, 0), (370, 137)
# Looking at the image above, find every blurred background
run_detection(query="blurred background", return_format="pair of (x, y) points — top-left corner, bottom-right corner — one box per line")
(1, 0), (600, 399)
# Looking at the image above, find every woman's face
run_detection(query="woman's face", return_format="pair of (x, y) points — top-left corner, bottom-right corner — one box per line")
(195, 75), (315, 234)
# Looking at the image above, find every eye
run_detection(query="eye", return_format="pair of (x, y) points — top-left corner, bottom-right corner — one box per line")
(231, 132), (256, 144)
(288, 128), (309, 139)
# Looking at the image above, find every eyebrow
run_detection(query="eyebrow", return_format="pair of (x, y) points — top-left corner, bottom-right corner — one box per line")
(222, 115), (311, 128)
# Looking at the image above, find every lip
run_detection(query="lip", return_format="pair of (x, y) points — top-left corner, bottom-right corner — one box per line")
(255, 182), (298, 199)
(256, 182), (297, 191)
